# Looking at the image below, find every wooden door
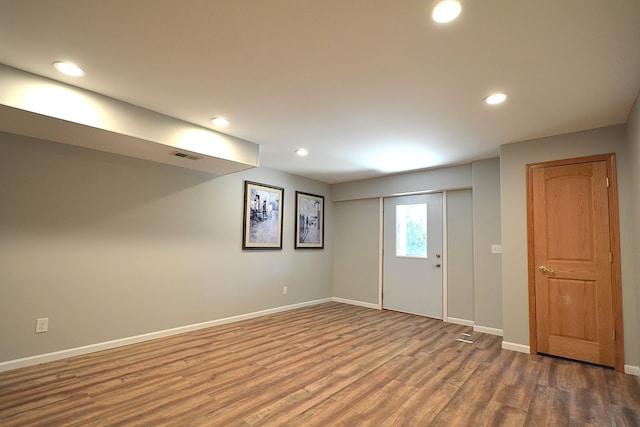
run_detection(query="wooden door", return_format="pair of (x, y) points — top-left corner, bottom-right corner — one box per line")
(383, 193), (443, 318)
(527, 154), (623, 371)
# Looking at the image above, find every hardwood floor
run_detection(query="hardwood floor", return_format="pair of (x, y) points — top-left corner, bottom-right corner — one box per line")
(1, 302), (639, 426)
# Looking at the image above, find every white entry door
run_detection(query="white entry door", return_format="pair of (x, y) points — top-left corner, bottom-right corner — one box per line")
(383, 193), (443, 318)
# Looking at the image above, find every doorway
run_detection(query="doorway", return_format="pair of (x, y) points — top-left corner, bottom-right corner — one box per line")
(526, 154), (624, 371)
(382, 193), (443, 318)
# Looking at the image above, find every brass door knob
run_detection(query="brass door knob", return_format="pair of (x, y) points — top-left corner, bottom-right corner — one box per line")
(538, 265), (554, 273)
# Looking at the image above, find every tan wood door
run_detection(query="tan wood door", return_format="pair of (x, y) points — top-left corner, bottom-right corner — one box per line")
(527, 154), (623, 370)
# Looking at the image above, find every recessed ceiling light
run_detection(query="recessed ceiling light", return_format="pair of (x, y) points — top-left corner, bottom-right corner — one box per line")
(295, 149), (308, 157)
(211, 117), (230, 127)
(483, 93), (508, 105)
(53, 61), (85, 77)
(432, 0), (462, 23)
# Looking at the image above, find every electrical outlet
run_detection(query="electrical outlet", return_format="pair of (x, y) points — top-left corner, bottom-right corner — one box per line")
(283, 286), (288, 296)
(491, 244), (502, 254)
(35, 318), (49, 333)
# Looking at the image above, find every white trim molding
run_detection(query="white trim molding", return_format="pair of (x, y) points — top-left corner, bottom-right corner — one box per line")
(444, 318), (504, 339)
(378, 197), (384, 309)
(473, 325), (504, 336)
(625, 365), (640, 376)
(441, 191), (448, 322)
(501, 341), (531, 354)
(446, 317), (475, 327)
(332, 297), (380, 310)
(0, 298), (332, 373)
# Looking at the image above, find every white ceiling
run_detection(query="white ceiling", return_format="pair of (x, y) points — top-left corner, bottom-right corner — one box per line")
(1, 0), (639, 184)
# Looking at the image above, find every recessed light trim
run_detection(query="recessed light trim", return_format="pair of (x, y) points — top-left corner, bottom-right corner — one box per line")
(295, 149), (308, 157)
(483, 93), (508, 105)
(211, 117), (230, 127)
(53, 61), (85, 77)
(432, 0), (462, 23)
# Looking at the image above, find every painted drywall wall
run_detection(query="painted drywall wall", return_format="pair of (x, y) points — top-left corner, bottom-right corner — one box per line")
(331, 164), (472, 201)
(446, 189), (474, 322)
(332, 191), (475, 317)
(0, 64), (259, 174)
(500, 124), (639, 366)
(472, 158), (502, 330)
(331, 161), (499, 326)
(332, 198), (380, 305)
(0, 131), (332, 363)
(627, 94), (640, 366)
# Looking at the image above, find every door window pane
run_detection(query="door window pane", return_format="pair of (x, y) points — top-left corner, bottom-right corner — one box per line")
(396, 203), (427, 258)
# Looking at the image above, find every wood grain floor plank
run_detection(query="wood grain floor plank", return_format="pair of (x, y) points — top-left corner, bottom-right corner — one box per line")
(329, 378), (411, 426)
(522, 384), (572, 426)
(491, 353), (543, 411)
(0, 394), (95, 427)
(1, 302), (638, 426)
(379, 382), (460, 426)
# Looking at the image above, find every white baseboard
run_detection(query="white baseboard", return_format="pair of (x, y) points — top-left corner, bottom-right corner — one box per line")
(625, 365), (640, 376)
(0, 298), (332, 373)
(443, 318), (503, 338)
(474, 325), (504, 336)
(502, 341), (530, 354)
(445, 317), (475, 327)
(332, 297), (380, 310)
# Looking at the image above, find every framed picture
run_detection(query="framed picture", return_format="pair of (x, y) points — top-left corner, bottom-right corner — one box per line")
(243, 181), (284, 250)
(295, 191), (324, 249)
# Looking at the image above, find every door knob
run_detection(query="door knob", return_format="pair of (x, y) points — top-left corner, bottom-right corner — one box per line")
(538, 265), (554, 273)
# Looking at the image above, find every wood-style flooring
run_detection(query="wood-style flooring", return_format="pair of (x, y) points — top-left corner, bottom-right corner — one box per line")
(1, 302), (639, 426)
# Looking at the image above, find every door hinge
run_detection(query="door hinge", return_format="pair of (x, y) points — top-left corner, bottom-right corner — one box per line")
(610, 252), (613, 263)
(606, 177), (610, 188)
(613, 329), (616, 341)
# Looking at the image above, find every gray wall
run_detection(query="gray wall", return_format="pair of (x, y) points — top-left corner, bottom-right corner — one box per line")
(9, 118), (637, 368)
(500, 124), (639, 366)
(331, 164), (485, 325)
(472, 158), (502, 330)
(332, 164), (472, 201)
(627, 94), (640, 366)
(332, 198), (380, 305)
(446, 189), (474, 321)
(0, 131), (333, 363)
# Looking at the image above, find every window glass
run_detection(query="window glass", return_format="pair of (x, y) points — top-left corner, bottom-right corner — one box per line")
(396, 203), (427, 258)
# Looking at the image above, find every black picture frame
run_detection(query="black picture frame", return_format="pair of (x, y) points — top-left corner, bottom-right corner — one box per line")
(242, 181), (284, 250)
(295, 191), (324, 249)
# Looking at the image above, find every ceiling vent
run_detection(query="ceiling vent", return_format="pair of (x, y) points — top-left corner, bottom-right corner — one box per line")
(170, 150), (204, 161)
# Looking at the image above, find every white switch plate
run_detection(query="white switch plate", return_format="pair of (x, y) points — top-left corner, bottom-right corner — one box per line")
(491, 244), (502, 254)
(283, 286), (288, 295)
(35, 318), (49, 333)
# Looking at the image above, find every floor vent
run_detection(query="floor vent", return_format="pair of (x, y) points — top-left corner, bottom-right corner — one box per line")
(457, 332), (474, 344)
(170, 151), (203, 161)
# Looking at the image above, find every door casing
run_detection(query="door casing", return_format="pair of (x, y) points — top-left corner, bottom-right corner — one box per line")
(526, 153), (624, 372)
